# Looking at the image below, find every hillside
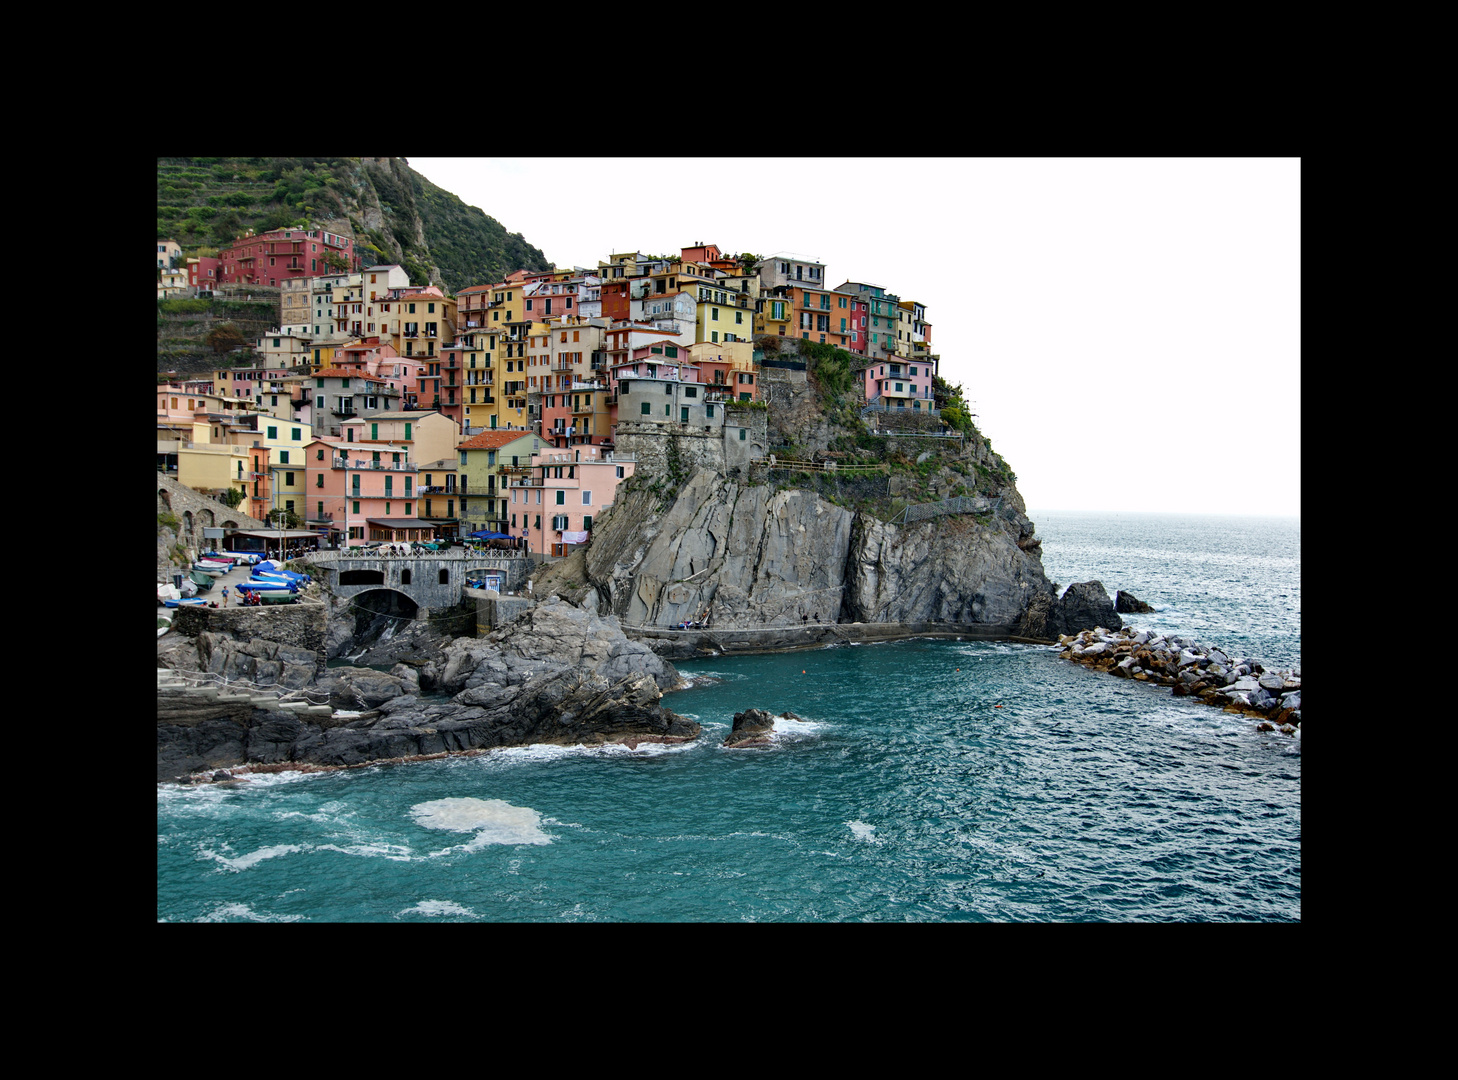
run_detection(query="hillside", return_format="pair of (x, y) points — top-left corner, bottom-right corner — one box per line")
(157, 157), (551, 292)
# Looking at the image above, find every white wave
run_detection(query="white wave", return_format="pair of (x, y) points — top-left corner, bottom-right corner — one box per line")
(408, 797), (552, 846)
(195, 902), (303, 922)
(204, 843), (303, 871)
(772, 714), (830, 736)
(846, 820), (881, 843)
(480, 739), (697, 765)
(674, 669), (749, 684)
(315, 842), (415, 861)
(397, 900), (477, 919)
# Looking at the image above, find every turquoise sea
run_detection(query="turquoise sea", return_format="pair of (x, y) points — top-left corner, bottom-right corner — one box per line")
(157, 511), (1300, 922)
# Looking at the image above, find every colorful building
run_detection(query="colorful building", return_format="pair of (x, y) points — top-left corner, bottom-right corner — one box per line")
(220, 227), (358, 287)
(303, 437), (425, 547)
(506, 444), (635, 560)
(455, 429), (539, 535)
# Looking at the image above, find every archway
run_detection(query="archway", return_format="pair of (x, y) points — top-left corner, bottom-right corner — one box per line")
(346, 588), (420, 649)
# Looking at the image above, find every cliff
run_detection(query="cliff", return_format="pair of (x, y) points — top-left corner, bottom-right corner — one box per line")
(564, 465), (1109, 648)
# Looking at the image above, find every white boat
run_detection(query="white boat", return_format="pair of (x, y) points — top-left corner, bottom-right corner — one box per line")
(239, 579), (297, 593)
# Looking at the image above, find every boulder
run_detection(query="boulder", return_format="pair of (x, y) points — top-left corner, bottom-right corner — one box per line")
(1053, 581), (1122, 637)
(724, 708), (777, 749)
(1115, 590), (1154, 614)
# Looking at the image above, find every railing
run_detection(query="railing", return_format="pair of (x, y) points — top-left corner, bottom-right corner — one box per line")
(333, 458), (419, 471)
(754, 458), (890, 476)
(890, 495), (1002, 526)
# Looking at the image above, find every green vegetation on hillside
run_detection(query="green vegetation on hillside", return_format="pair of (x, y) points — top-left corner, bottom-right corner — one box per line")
(157, 157), (551, 292)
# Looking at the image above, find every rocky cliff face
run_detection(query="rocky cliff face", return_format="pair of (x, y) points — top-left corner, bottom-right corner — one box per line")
(580, 466), (1099, 639)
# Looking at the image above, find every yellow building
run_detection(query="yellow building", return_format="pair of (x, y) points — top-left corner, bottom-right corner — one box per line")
(338, 410), (462, 469)
(693, 278), (753, 345)
(176, 441), (251, 508)
(756, 293), (793, 337)
(253, 417), (314, 524)
(454, 429), (539, 534)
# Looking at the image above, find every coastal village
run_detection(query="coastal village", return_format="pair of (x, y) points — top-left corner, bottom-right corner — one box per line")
(158, 233), (943, 559)
(156, 222), (1300, 781)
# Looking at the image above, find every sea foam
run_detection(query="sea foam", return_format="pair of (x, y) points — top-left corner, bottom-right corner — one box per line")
(408, 797), (553, 846)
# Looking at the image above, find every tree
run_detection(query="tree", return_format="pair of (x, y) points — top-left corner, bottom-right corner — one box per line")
(934, 375), (977, 435)
(218, 487), (245, 509)
(207, 322), (247, 355)
(322, 249), (350, 273)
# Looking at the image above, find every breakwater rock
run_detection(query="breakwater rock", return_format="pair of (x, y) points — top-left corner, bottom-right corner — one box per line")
(1059, 626), (1302, 732)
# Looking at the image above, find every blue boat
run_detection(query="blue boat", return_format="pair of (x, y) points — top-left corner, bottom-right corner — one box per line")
(238, 580), (297, 594)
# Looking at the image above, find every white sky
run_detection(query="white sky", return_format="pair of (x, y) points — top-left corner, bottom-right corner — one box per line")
(410, 157), (1300, 517)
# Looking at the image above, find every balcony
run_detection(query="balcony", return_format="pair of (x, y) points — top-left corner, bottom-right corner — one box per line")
(333, 457), (420, 471)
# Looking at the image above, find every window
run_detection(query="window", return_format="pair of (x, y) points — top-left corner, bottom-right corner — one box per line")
(641, 401), (651, 415)
(706, 404), (715, 419)
(285, 472), (294, 486)
(556, 490), (565, 505)
(681, 407), (690, 422)
(739, 427), (747, 441)
(317, 474), (324, 487)
(267, 426), (277, 439)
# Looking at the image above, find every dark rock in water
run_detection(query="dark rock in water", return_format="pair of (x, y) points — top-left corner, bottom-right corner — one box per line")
(1055, 581), (1122, 636)
(1115, 590), (1154, 614)
(724, 708), (777, 748)
(212, 771), (232, 782)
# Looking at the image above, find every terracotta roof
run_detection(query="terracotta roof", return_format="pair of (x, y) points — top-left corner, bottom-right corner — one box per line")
(458, 430), (533, 451)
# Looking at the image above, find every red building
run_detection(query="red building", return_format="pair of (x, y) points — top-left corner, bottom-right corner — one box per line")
(187, 257), (222, 296)
(219, 228), (358, 287)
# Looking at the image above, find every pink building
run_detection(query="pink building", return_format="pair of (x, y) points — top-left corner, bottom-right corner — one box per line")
(303, 438), (428, 546)
(505, 444), (634, 560)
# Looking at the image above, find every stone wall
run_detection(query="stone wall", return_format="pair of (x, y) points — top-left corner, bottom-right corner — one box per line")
(615, 404), (767, 480)
(157, 471), (270, 578)
(172, 600), (329, 674)
(472, 594), (535, 634)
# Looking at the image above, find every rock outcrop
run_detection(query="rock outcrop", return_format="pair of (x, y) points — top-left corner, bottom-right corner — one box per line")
(1116, 590), (1154, 614)
(158, 597), (697, 781)
(723, 708), (778, 749)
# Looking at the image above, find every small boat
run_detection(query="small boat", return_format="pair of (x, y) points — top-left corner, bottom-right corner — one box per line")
(254, 567), (311, 584)
(256, 591), (299, 605)
(191, 562), (229, 577)
(237, 580), (298, 594)
(161, 597), (207, 608)
(188, 571), (216, 592)
(201, 551), (256, 566)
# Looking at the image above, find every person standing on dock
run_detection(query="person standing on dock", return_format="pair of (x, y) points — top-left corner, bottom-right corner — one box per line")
(221, 585), (229, 607)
